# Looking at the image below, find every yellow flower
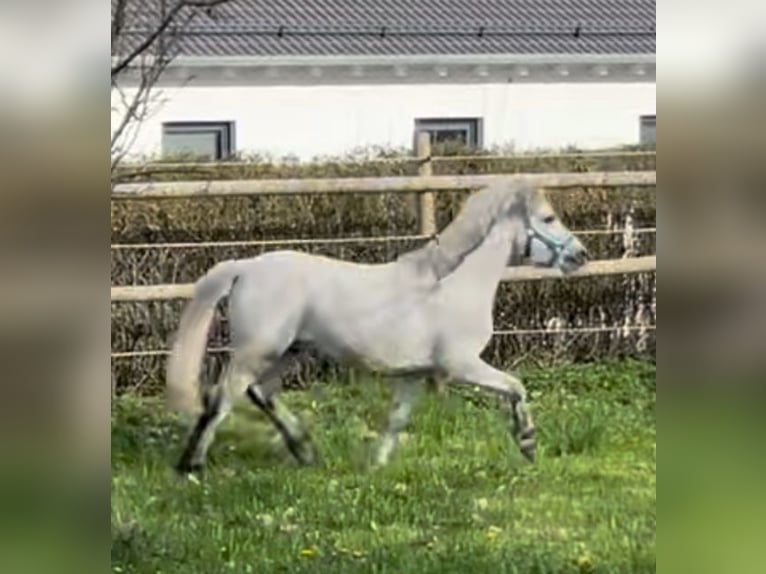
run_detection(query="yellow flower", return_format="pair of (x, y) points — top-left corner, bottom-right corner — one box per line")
(577, 553), (595, 573)
(486, 525), (502, 541)
(300, 547), (317, 558)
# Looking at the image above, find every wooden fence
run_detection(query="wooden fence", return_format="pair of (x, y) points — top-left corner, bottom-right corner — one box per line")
(112, 170), (655, 200)
(111, 158), (656, 375)
(115, 148), (655, 174)
(111, 160), (656, 303)
(111, 256), (656, 302)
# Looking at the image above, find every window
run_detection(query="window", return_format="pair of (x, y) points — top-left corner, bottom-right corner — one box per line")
(161, 121), (235, 161)
(415, 117), (483, 150)
(639, 115), (656, 145)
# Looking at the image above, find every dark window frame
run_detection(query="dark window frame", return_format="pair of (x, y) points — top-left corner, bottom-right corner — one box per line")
(161, 120), (236, 161)
(414, 117), (483, 150)
(639, 115), (656, 145)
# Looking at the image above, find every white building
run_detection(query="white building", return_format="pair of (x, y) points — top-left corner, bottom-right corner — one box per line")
(112, 0), (656, 162)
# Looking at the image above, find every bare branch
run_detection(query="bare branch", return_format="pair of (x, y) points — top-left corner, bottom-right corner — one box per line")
(111, 52), (175, 175)
(111, 0), (127, 51)
(111, 2), (184, 78)
(111, 0), (230, 78)
(111, 0), (235, 177)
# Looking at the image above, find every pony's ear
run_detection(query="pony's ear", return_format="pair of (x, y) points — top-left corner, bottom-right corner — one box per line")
(522, 185), (540, 204)
(502, 184), (533, 217)
(508, 220), (529, 266)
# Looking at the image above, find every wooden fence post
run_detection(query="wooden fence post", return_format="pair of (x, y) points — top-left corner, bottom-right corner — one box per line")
(415, 131), (437, 237)
(415, 131), (445, 395)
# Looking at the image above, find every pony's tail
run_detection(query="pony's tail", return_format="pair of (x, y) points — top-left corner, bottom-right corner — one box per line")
(166, 259), (242, 415)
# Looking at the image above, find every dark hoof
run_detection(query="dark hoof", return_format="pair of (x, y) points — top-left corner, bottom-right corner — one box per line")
(294, 445), (318, 467)
(518, 428), (536, 463)
(175, 458), (205, 477)
(521, 446), (536, 463)
(296, 454), (316, 467)
(286, 435), (317, 466)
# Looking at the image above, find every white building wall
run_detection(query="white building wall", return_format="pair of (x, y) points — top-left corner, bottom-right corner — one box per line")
(112, 81), (655, 160)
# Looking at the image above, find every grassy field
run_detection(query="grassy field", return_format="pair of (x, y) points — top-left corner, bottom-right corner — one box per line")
(112, 361), (656, 574)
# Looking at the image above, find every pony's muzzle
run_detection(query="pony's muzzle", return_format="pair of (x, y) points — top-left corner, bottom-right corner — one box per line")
(565, 246), (590, 268)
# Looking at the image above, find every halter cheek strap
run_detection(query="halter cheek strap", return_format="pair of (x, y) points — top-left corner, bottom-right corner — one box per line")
(526, 223), (575, 267)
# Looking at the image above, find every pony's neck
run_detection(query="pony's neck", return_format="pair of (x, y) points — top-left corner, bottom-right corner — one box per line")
(444, 218), (521, 292)
(396, 186), (516, 281)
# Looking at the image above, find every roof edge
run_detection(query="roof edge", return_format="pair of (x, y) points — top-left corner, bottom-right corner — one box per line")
(161, 53), (655, 68)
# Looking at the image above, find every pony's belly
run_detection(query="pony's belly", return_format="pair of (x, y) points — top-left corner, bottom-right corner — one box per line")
(300, 273), (436, 371)
(301, 320), (433, 373)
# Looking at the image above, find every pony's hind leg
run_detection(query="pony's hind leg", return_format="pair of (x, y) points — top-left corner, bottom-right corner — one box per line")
(446, 359), (536, 462)
(175, 359), (253, 474)
(175, 382), (230, 474)
(246, 382), (316, 465)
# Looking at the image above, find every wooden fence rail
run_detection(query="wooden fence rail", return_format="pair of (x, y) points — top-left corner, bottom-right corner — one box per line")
(115, 149), (656, 173)
(112, 170), (656, 199)
(111, 255), (656, 302)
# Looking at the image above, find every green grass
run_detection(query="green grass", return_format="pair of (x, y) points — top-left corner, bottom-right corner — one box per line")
(112, 361), (655, 573)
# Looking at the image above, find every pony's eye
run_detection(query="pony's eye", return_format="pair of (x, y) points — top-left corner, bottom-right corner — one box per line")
(542, 215), (555, 224)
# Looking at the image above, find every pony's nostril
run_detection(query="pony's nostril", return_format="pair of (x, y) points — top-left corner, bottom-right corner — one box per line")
(567, 249), (589, 266)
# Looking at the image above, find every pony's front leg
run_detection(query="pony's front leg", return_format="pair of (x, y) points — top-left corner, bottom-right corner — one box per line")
(373, 378), (422, 467)
(446, 359), (536, 462)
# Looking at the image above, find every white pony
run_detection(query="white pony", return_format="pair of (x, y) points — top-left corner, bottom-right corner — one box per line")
(167, 181), (589, 473)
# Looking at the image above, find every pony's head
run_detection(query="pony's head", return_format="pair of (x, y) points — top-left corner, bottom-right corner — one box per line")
(397, 181), (590, 280)
(514, 187), (590, 274)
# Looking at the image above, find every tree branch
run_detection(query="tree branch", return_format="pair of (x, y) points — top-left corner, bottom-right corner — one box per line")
(111, 0), (231, 78)
(111, 2), (184, 78)
(111, 0), (128, 53)
(111, 0), (234, 177)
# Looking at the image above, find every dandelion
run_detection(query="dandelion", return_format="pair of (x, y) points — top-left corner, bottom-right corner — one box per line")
(577, 552), (595, 573)
(486, 525), (502, 541)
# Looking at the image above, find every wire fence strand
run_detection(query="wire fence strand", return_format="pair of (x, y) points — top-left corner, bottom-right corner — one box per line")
(110, 234), (430, 251)
(110, 228), (656, 251)
(111, 325), (656, 359)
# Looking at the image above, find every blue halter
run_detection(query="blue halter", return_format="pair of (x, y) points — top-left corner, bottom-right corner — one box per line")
(526, 222), (575, 267)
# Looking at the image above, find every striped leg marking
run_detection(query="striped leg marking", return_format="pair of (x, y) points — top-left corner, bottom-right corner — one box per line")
(247, 385), (316, 465)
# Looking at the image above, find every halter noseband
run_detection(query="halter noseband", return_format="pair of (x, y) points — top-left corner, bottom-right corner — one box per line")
(525, 222), (575, 267)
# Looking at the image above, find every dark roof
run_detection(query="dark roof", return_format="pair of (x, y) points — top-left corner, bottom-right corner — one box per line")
(119, 0), (655, 58)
